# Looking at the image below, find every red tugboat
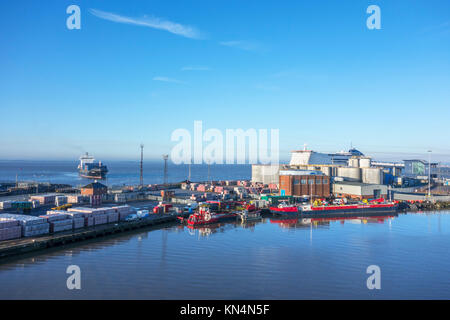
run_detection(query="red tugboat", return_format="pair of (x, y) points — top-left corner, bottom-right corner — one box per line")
(269, 201), (299, 215)
(181, 201), (239, 226)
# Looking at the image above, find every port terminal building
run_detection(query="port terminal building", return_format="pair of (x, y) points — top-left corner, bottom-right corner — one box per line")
(252, 147), (402, 200)
(80, 182), (108, 206)
(279, 170), (331, 198)
(402, 159), (450, 180)
(332, 181), (388, 199)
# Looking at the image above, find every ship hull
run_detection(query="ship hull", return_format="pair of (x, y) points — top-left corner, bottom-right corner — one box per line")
(270, 206), (299, 215)
(185, 213), (238, 226)
(79, 173), (107, 179)
(302, 204), (398, 215)
(78, 168), (108, 180)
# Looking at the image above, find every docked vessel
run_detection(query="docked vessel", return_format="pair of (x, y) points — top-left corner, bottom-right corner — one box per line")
(236, 204), (262, 222)
(299, 199), (398, 215)
(270, 198), (398, 216)
(269, 201), (299, 215)
(180, 201), (240, 226)
(77, 153), (108, 179)
(184, 207), (237, 226)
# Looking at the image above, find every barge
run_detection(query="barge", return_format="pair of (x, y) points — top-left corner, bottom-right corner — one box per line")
(270, 199), (398, 216)
(300, 202), (398, 215)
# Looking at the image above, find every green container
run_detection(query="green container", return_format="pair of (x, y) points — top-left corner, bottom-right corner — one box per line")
(11, 201), (32, 210)
(260, 195), (293, 205)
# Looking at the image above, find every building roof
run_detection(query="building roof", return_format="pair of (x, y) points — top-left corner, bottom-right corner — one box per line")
(81, 182), (107, 190)
(279, 170), (324, 176)
(333, 181), (384, 187)
(403, 159), (439, 165)
(348, 148), (364, 156)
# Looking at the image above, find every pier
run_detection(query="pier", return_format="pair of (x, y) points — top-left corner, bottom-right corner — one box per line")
(0, 214), (182, 260)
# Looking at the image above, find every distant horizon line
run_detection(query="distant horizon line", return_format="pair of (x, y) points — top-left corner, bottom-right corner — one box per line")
(0, 159), (279, 164)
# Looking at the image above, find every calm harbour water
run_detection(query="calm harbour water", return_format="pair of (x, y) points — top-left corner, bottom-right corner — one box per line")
(0, 212), (449, 299)
(0, 160), (251, 186)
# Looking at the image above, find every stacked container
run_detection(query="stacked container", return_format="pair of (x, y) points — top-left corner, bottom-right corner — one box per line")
(103, 208), (119, 223)
(197, 184), (206, 192)
(189, 183), (198, 191)
(0, 218), (22, 241)
(62, 210), (86, 229)
(68, 207), (108, 226)
(30, 195), (56, 205)
(0, 201), (12, 210)
(112, 205), (133, 221)
(67, 195), (89, 204)
(41, 212), (72, 233)
(0, 214), (49, 237)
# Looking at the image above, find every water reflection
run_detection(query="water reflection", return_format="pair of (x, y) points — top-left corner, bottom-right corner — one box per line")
(0, 211), (449, 299)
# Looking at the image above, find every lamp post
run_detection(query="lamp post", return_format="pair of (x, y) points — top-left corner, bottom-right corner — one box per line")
(428, 150), (431, 197)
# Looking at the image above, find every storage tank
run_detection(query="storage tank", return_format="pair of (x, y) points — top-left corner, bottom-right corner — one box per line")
(359, 157), (372, 168)
(251, 165), (263, 183)
(362, 168), (383, 184)
(348, 157), (360, 168)
(321, 166), (331, 176)
(261, 165), (280, 185)
(337, 167), (361, 182)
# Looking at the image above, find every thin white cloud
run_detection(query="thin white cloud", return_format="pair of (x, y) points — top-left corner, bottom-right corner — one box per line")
(181, 66), (211, 71)
(153, 76), (185, 84)
(219, 40), (260, 51)
(89, 8), (202, 39)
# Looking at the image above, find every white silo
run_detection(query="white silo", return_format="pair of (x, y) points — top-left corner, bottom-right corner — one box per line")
(359, 157), (372, 168)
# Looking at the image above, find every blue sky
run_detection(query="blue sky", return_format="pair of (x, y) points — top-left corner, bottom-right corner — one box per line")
(0, 0), (449, 163)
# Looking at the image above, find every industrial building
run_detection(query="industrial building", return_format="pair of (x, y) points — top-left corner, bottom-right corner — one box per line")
(252, 146), (448, 192)
(403, 159), (439, 179)
(252, 147), (365, 185)
(279, 170), (331, 198)
(332, 181), (388, 200)
(251, 164), (288, 185)
(289, 147), (364, 166)
(80, 182), (108, 206)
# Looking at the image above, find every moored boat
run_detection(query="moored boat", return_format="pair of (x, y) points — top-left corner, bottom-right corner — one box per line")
(269, 201), (299, 215)
(181, 202), (240, 226)
(300, 199), (398, 215)
(236, 204), (262, 222)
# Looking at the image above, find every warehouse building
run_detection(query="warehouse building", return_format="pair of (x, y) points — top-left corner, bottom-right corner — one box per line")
(403, 159), (440, 179)
(332, 181), (387, 200)
(81, 182), (108, 206)
(279, 170), (331, 198)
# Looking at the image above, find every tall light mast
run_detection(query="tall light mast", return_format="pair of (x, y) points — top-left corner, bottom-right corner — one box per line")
(427, 150), (432, 198)
(163, 155), (169, 185)
(188, 162), (191, 182)
(140, 144), (144, 189)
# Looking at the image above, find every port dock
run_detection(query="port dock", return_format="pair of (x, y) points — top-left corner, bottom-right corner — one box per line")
(0, 214), (182, 260)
